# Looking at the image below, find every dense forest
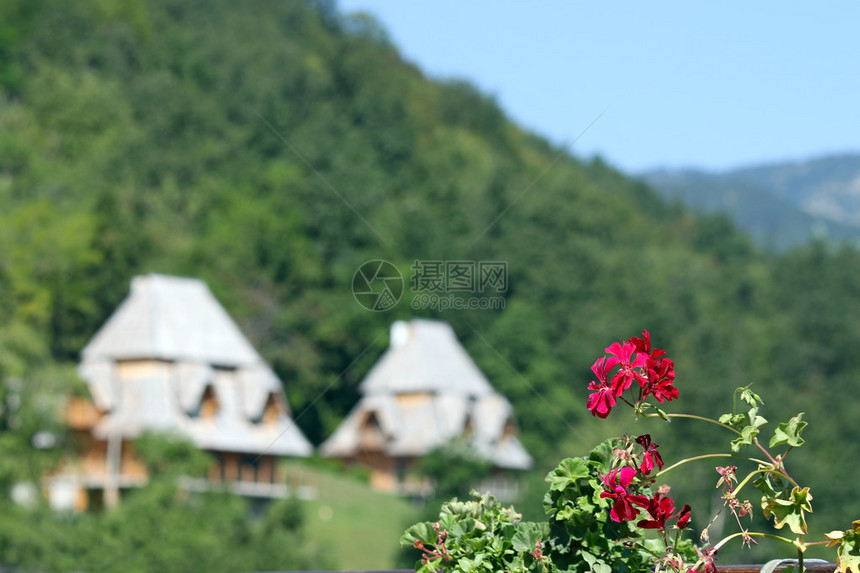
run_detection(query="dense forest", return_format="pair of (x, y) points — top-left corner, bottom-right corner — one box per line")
(1, 0), (860, 569)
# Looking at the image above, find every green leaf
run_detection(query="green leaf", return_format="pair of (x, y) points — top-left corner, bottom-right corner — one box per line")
(731, 424), (760, 451)
(553, 505), (575, 521)
(720, 412), (747, 430)
(749, 410), (768, 429)
(546, 457), (590, 492)
(760, 484), (813, 535)
(755, 474), (779, 499)
(578, 492), (597, 514)
(450, 519), (477, 537)
(400, 522), (438, 547)
(835, 524), (860, 573)
(769, 413), (807, 448)
(582, 549), (611, 573)
(511, 522), (542, 552)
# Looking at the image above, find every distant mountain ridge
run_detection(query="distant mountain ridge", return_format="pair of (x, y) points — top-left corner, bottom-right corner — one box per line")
(641, 153), (860, 250)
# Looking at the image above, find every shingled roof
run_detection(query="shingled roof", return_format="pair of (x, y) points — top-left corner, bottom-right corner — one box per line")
(82, 274), (261, 366)
(320, 319), (532, 469)
(78, 274), (312, 457)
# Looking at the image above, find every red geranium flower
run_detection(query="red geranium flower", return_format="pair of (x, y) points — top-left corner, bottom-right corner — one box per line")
(635, 434), (664, 474)
(628, 330), (679, 403)
(644, 357), (678, 402)
(587, 356), (617, 418)
(638, 492), (674, 530)
(677, 503), (692, 529)
(637, 491), (692, 530)
(629, 330), (666, 360)
(600, 467), (648, 522)
(605, 341), (647, 395)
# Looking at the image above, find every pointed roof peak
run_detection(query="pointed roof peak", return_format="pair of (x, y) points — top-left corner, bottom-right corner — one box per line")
(78, 274), (312, 457)
(82, 273), (261, 366)
(360, 318), (493, 396)
(321, 318), (532, 469)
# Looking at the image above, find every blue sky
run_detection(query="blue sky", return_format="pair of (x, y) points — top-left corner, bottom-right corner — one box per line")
(337, 1), (860, 174)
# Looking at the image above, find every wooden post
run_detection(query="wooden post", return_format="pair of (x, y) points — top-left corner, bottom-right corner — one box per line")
(104, 433), (121, 509)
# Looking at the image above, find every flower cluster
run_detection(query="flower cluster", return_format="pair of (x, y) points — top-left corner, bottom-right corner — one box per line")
(600, 466), (648, 522)
(640, 490), (692, 531)
(587, 330), (677, 419)
(584, 331), (859, 573)
(600, 433), (691, 534)
(404, 328), (860, 573)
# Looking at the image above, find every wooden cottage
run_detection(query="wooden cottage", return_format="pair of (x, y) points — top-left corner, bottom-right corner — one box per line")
(51, 274), (312, 510)
(320, 319), (532, 497)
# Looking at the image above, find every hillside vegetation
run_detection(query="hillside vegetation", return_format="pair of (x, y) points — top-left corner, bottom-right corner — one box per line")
(643, 154), (860, 250)
(1, 0), (860, 568)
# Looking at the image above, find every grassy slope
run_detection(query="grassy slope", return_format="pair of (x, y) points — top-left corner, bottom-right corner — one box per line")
(285, 461), (421, 570)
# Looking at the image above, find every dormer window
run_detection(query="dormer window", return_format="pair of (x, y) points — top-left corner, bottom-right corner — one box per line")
(462, 415), (475, 438)
(358, 412), (385, 451)
(189, 385), (219, 419)
(501, 416), (517, 440)
(261, 392), (283, 425)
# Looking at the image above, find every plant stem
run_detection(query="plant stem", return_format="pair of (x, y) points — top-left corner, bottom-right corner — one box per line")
(734, 468), (769, 495)
(712, 531), (795, 552)
(644, 413), (742, 436)
(753, 439), (800, 487)
(656, 454), (766, 478)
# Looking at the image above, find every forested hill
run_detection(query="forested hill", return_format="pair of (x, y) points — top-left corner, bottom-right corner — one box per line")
(1, 0), (860, 552)
(642, 153), (860, 250)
